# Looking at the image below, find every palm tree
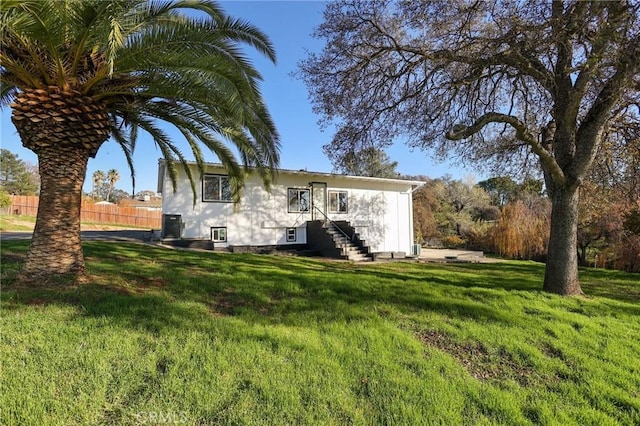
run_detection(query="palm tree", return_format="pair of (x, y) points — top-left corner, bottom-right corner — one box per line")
(92, 170), (106, 201)
(1, 0), (280, 280)
(105, 169), (120, 203)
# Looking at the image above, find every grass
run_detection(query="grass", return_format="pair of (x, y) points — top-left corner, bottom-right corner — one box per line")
(1, 241), (639, 425)
(0, 214), (36, 231)
(0, 214), (151, 231)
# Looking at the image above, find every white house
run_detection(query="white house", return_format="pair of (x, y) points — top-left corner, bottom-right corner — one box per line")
(157, 160), (424, 259)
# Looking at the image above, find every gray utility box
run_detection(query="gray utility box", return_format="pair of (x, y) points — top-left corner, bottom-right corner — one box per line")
(162, 214), (182, 239)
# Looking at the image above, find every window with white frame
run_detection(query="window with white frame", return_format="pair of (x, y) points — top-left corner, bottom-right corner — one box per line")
(203, 174), (232, 202)
(286, 227), (296, 242)
(211, 227), (227, 242)
(328, 190), (348, 213)
(288, 188), (310, 213)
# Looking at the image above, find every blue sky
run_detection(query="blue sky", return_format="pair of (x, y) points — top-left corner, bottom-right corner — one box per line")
(0, 0), (482, 195)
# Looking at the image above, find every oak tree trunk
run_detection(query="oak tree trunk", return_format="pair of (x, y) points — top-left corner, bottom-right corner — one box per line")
(543, 186), (583, 295)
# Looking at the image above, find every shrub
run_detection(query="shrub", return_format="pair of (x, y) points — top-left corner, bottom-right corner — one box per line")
(613, 235), (640, 273)
(623, 208), (640, 235)
(441, 235), (466, 248)
(464, 224), (494, 252)
(488, 200), (551, 260)
(0, 190), (12, 209)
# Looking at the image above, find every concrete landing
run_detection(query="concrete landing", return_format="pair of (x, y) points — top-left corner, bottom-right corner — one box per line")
(418, 248), (501, 263)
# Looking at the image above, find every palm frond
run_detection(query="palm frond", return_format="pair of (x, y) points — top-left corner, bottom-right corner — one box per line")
(128, 115), (200, 203)
(110, 116), (137, 194)
(3, 0), (280, 202)
(0, 83), (18, 107)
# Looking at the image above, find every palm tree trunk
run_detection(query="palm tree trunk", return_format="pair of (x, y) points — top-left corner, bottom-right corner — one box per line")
(21, 145), (90, 279)
(11, 87), (110, 282)
(543, 186), (583, 295)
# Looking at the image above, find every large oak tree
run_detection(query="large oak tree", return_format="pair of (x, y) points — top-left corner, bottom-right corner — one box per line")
(1, 0), (280, 281)
(299, 0), (640, 295)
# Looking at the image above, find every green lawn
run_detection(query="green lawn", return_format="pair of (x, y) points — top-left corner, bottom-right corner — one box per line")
(1, 241), (639, 425)
(0, 214), (151, 231)
(0, 214), (36, 231)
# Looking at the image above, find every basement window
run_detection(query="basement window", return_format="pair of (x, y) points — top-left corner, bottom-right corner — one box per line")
(211, 227), (227, 242)
(328, 191), (348, 213)
(286, 227), (297, 242)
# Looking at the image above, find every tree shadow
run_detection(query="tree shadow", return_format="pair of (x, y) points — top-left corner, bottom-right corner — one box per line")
(2, 241), (638, 336)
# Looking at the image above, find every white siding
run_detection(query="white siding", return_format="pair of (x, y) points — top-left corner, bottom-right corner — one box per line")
(397, 193), (411, 253)
(160, 163), (419, 253)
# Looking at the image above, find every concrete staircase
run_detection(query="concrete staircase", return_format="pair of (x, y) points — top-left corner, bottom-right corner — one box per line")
(306, 220), (372, 261)
(324, 222), (371, 261)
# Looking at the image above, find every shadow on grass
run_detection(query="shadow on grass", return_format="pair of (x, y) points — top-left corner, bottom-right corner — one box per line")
(579, 267), (640, 304)
(2, 241), (638, 336)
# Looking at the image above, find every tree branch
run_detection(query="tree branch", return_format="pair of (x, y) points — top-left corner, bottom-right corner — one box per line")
(445, 112), (565, 185)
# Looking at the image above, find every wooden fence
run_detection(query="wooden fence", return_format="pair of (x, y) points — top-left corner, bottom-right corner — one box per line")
(7, 195), (162, 229)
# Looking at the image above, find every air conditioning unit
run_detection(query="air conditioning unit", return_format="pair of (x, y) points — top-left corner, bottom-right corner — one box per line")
(411, 244), (421, 257)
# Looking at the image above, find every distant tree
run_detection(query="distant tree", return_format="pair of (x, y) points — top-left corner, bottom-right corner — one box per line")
(618, 206), (640, 272)
(92, 170), (106, 201)
(624, 207), (640, 235)
(409, 176), (441, 244)
(23, 161), (40, 195)
(106, 169), (120, 203)
(577, 126), (640, 268)
(517, 178), (544, 199)
(299, 0), (640, 295)
(591, 103), (640, 203)
(576, 180), (620, 266)
(478, 177), (518, 207)
(431, 176), (492, 239)
(441, 176), (490, 218)
(110, 189), (131, 204)
(0, 149), (38, 195)
(471, 205), (501, 223)
(478, 176), (544, 206)
(332, 147), (399, 178)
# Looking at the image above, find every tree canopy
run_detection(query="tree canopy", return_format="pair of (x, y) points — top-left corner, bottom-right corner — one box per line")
(332, 147), (399, 178)
(299, 0), (640, 295)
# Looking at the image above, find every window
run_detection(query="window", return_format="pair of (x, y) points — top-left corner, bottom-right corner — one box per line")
(288, 188), (310, 213)
(203, 174), (232, 202)
(328, 191), (348, 213)
(211, 227), (227, 242)
(286, 227), (297, 242)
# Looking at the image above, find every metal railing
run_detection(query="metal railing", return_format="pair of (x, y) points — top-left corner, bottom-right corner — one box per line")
(312, 205), (353, 243)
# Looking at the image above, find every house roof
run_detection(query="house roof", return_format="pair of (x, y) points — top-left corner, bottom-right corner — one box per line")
(157, 159), (426, 193)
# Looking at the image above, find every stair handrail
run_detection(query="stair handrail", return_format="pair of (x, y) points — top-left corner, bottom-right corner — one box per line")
(312, 205), (354, 242)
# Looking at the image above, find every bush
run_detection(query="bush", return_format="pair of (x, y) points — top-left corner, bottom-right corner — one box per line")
(441, 235), (466, 248)
(487, 200), (550, 260)
(0, 190), (12, 209)
(613, 235), (640, 273)
(464, 225), (494, 252)
(623, 208), (640, 235)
